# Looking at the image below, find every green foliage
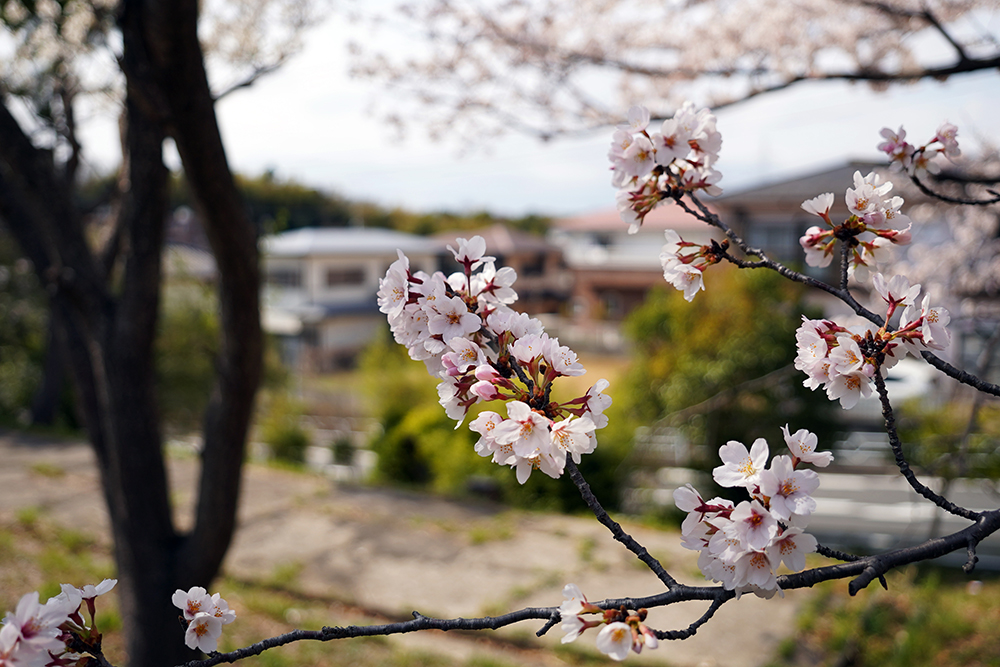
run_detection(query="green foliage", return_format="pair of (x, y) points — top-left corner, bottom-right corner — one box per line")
(766, 567), (1000, 667)
(155, 282), (220, 429)
(169, 171), (552, 237)
(236, 172), (355, 234)
(156, 275), (286, 432)
(897, 401), (1000, 480)
(620, 265), (836, 476)
(258, 394), (310, 463)
(355, 204), (551, 237)
(0, 235), (46, 423)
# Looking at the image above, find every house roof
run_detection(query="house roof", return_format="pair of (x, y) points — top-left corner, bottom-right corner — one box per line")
(552, 199), (714, 233)
(261, 227), (439, 258)
(712, 160), (884, 210)
(433, 223), (554, 254)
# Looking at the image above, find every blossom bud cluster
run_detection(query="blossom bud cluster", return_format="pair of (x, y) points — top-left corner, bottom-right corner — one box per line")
(795, 273), (950, 409)
(172, 586), (237, 653)
(1, 579), (117, 667)
(799, 171), (913, 280)
(658, 229), (727, 302)
(609, 103), (723, 233)
(378, 236), (612, 484)
(558, 584), (658, 661)
(675, 428), (832, 596)
(878, 122), (960, 175)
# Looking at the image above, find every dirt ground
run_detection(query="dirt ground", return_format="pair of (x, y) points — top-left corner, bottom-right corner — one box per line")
(0, 429), (806, 667)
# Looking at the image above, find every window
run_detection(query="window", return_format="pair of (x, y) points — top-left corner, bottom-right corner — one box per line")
(325, 267), (366, 287)
(267, 268), (301, 288)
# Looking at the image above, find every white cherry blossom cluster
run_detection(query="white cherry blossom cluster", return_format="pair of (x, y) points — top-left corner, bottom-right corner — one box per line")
(675, 427), (832, 597)
(658, 229), (727, 302)
(172, 586), (237, 653)
(558, 584), (658, 661)
(609, 103), (723, 233)
(795, 273), (951, 409)
(878, 122), (961, 175)
(799, 171), (913, 280)
(1, 579), (117, 667)
(378, 236), (612, 484)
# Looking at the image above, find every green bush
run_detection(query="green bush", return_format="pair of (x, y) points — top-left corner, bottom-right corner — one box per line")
(259, 395), (310, 463)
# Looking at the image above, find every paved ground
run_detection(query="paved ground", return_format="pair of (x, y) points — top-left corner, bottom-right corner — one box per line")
(0, 430), (806, 667)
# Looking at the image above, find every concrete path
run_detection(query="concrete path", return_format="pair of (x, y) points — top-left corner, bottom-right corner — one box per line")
(0, 430), (805, 667)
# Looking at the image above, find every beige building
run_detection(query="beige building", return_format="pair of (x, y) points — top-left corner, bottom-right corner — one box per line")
(261, 227), (439, 370)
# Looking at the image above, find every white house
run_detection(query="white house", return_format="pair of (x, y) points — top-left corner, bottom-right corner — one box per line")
(261, 227), (439, 370)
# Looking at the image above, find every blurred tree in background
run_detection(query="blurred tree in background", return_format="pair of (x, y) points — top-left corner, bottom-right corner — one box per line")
(619, 265), (838, 486)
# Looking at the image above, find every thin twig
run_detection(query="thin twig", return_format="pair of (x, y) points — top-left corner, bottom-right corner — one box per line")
(873, 372), (980, 521)
(673, 192), (1000, 398)
(909, 172), (1000, 206)
(564, 459), (678, 589)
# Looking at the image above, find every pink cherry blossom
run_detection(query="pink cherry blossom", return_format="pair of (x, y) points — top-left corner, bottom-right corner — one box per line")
(713, 439), (769, 488)
(781, 425), (833, 467)
(447, 236), (494, 267)
(758, 455), (819, 521)
(492, 401), (552, 458)
(725, 499), (778, 552)
(595, 622), (633, 661)
(618, 105), (650, 133)
(427, 296), (481, 341)
(872, 273), (920, 308)
(767, 527), (818, 572)
(172, 586), (212, 621)
(800, 193), (835, 220)
(185, 612), (223, 653)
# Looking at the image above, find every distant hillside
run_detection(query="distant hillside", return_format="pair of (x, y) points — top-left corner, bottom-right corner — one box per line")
(78, 171), (552, 238)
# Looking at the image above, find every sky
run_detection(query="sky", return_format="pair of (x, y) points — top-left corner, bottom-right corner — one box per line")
(77, 5), (1000, 218)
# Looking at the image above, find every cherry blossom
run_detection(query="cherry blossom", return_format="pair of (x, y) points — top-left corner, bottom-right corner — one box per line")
(447, 236), (494, 268)
(801, 192), (835, 221)
(618, 105), (650, 133)
(758, 456), (819, 521)
(713, 438), (768, 488)
(185, 612), (223, 653)
(2, 591), (68, 658)
(781, 425), (833, 467)
(768, 527), (818, 572)
(726, 500), (778, 552)
(872, 273), (920, 309)
(595, 622), (633, 661)
(610, 104), (725, 232)
(427, 296), (481, 341)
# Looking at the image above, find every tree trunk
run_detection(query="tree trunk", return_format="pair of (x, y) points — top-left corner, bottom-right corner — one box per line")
(0, 0), (263, 664)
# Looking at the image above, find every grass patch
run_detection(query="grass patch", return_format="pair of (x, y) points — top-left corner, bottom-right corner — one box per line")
(467, 515), (515, 545)
(766, 565), (1000, 667)
(29, 461), (66, 478)
(16, 505), (42, 529)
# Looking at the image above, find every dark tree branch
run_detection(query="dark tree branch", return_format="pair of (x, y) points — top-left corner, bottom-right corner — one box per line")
(672, 193), (882, 323)
(670, 192), (1000, 398)
(212, 58), (288, 101)
(564, 459), (678, 589)
(167, 504), (1000, 667)
(816, 543), (888, 589)
(934, 169), (1000, 185)
(873, 371), (980, 521)
(909, 171), (1000, 206)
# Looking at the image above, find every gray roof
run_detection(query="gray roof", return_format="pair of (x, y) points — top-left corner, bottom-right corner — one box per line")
(261, 227), (440, 258)
(712, 160), (884, 208)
